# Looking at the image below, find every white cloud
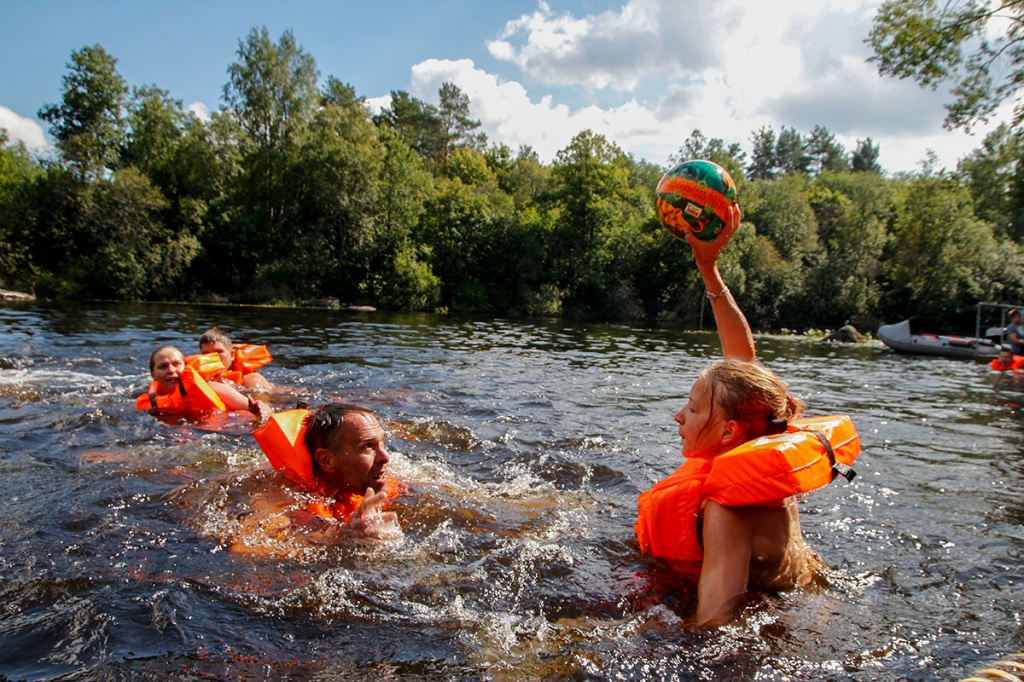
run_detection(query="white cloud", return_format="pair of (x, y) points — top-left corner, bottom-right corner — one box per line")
(488, 0), (735, 91)
(384, 0), (1015, 174)
(0, 106), (50, 152)
(448, 0), (1007, 173)
(187, 101), (211, 121)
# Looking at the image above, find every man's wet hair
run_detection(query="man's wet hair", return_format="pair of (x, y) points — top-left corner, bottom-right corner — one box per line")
(305, 402), (379, 466)
(199, 326), (232, 348)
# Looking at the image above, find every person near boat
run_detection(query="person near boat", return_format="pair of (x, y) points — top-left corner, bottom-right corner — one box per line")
(1004, 309), (1024, 355)
(990, 346), (1024, 371)
(136, 345), (271, 420)
(634, 205), (859, 627)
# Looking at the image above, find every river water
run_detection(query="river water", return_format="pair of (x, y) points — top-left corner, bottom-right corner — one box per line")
(0, 301), (1020, 681)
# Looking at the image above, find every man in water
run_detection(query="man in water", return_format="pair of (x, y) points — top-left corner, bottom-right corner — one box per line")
(179, 403), (402, 557)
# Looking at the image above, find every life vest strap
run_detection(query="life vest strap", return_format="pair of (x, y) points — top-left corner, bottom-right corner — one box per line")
(808, 429), (856, 482)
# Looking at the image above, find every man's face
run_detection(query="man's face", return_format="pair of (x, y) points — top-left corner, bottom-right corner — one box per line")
(200, 341), (233, 369)
(151, 348), (185, 393)
(317, 412), (390, 495)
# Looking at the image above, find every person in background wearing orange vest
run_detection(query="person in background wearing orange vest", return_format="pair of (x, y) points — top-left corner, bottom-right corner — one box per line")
(990, 345), (1024, 372)
(197, 326), (274, 391)
(138, 346), (271, 420)
(634, 205), (856, 627)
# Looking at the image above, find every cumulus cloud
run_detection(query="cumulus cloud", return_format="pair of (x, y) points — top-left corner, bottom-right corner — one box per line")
(388, 0), (1008, 173)
(0, 106), (50, 152)
(488, 0), (736, 91)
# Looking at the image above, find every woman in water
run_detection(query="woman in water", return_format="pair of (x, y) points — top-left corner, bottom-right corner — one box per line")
(635, 205), (825, 626)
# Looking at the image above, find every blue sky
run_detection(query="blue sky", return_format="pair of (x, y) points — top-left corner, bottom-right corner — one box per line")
(1, 0), (1014, 174)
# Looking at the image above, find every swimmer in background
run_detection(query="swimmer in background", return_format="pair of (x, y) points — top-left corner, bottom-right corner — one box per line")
(198, 326), (274, 391)
(138, 345), (271, 421)
(178, 402), (402, 557)
(634, 205), (826, 627)
(991, 345), (1024, 372)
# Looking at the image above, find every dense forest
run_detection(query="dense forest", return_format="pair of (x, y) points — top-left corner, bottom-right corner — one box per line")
(2, 25), (1024, 333)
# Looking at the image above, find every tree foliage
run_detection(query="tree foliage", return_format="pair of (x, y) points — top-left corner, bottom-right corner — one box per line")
(5, 29), (1024, 334)
(38, 44), (127, 179)
(869, 0), (1024, 132)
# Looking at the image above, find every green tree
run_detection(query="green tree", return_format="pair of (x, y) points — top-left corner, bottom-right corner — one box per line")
(747, 174), (823, 268)
(958, 123), (1024, 240)
(805, 171), (891, 326)
(748, 126), (778, 180)
(494, 145), (553, 208)
(851, 138), (882, 173)
(281, 81), (386, 300)
(549, 130), (649, 318)
(0, 135), (44, 291)
(883, 174), (1004, 321)
(374, 90), (444, 161)
(806, 125), (850, 175)
(84, 168), (200, 300)
(868, 0), (1024, 132)
(38, 44), (128, 179)
(671, 129), (747, 180)
(360, 130), (439, 310)
(222, 26), (320, 293)
(120, 85), (189, 174)
(437, 82), (486, 163)
(776, 127), (811, 175)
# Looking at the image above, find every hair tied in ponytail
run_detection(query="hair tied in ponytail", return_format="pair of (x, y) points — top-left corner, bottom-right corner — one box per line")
(767, 416), (788, 435)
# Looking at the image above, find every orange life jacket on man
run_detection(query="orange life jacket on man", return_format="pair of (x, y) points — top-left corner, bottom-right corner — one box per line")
(253, 408), (402, 522)
(634, 415), (859, 565)
(989, 355), (1024, 371)
(184, 352), (244, 384)
(231, 344), (273, 375)
(134, 365), (227, 415)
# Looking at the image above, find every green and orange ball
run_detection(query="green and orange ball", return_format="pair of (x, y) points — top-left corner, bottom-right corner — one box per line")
(655, 160), (738, 241)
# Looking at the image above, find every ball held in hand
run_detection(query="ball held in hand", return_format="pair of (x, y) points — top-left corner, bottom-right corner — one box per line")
(656, 160), (738, 241)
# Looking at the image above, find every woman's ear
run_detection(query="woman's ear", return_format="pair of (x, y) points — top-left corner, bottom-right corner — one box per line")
(720, 419), (744, 447)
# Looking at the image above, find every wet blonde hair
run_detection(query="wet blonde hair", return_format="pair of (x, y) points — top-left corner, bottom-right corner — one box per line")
(700, 358), (804, 442)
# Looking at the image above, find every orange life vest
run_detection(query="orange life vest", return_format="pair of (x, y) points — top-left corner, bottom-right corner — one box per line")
(185, 352), (244, 384)
(232, 344), (273, 375)
(635, 415), (859, 565)
(990, 355), (1024, 371)
(134, 365), (227, 415)
(304, 478), (404, 521)
(252, 408), (401, 522)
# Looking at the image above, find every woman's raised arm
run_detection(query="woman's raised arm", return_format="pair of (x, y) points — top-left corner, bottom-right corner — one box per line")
(682, 204), (755, 362)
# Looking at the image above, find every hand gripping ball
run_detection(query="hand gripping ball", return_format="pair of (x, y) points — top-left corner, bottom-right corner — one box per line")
(655, 160), (738, 241)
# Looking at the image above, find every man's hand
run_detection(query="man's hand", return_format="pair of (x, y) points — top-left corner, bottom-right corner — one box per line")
(347, 487), (403, 540)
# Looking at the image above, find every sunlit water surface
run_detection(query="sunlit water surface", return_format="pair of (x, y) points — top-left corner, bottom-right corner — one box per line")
(0, 302), (1020, 681)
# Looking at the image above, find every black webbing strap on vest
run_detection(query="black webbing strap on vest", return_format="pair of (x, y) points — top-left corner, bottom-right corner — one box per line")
(808, 429), (856, 482)
(146, 378), (187, 411)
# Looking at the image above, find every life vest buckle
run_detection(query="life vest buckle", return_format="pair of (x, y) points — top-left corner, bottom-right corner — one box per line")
(832, 461), (856, 482)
